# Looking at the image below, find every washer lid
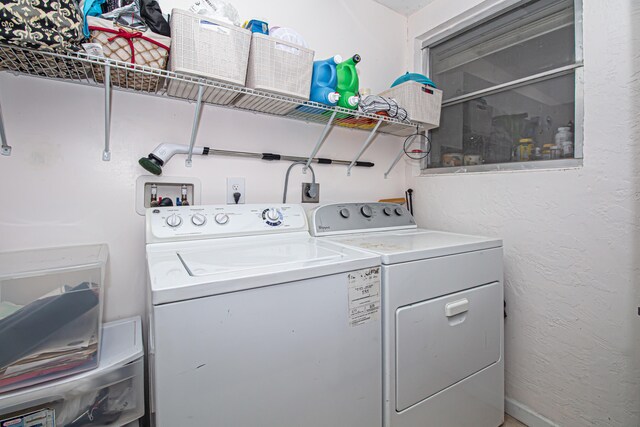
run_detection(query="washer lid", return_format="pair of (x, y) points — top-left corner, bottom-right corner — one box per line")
(326, 230), (502, 264)
(146, 234), (379, 305)
(178, 240), (343, 276)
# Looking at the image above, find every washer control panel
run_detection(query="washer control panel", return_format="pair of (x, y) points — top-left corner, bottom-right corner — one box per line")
(310, 203), (416, 236)
(146, 204), (308, 243)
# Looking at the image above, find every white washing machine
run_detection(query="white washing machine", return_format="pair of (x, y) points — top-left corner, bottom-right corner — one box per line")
(310, 202), (505, 427)
(145, 204), (383, 427)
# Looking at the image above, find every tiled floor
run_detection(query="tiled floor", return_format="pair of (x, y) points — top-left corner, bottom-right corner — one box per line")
(502, 414), (528, 426)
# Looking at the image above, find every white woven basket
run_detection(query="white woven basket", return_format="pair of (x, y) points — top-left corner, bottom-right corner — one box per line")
(169, 9), (250, 84)
(244, 33), (314, 99)
(379, 81), (443, 128)
(167, 9), (251, 104)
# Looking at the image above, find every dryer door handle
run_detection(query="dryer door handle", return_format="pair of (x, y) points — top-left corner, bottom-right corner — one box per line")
(445, 298), (469, 317)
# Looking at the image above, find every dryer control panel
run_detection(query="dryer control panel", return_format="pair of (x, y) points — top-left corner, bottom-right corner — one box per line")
(310, 203), (417, 236)
(146, 204), (308, 243)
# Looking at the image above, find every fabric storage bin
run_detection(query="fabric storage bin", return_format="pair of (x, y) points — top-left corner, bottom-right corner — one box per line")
(379, 81), (443, 128)
(88, 17), (170, 92)
(166, 9), (251, 105)
(0, 0), (83, 52)
(0, 317), (144, 427)
(0, 245), (108, 394)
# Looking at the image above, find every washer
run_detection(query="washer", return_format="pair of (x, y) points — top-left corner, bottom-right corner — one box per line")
(145, 204), (382, 427)
(310, 202), (504, 427)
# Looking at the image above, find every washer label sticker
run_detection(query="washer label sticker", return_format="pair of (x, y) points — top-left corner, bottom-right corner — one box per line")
(348, 267), (381, 327)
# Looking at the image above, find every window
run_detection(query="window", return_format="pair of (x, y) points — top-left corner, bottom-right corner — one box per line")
(422, 0), (583, 173)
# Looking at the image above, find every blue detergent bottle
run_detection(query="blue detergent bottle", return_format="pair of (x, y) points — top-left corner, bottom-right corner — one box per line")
(309, 55), (342, 106)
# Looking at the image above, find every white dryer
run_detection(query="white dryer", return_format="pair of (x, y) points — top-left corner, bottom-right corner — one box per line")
(310, 202), (505, 427)
(145, 204), (382, 427)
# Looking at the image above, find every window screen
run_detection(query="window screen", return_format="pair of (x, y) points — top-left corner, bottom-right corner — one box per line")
(424, 0), (582, 171)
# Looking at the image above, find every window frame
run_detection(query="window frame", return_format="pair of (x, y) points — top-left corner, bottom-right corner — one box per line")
(419, 0), (584, 175)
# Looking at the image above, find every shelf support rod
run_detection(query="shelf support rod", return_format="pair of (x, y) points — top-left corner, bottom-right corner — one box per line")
(0, 92), (10, 157)
(346, 120), (382, 176)
(186, 84), (205, 167)
(102, 64), (112, 161)
(384, 146), (405, 179)
(304, 110), (337, 171)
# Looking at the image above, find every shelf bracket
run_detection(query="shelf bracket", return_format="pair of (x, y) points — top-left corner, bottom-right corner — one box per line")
(186, 84), (205, 167)
(0, 93), (10, 157)
(102, 64), (112, 161)
(304, 110), (337, 171)
(384, 146), (405, 179)
(346, 120), (382, 176)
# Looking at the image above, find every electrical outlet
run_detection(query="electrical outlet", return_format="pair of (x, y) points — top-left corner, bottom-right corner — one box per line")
(301, 182), (320, 203)
(227, 177), (245, 204)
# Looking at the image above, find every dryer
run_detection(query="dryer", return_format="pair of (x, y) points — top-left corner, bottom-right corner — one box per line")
(145, 204), (382, 427)
(310, 202), (504, 427)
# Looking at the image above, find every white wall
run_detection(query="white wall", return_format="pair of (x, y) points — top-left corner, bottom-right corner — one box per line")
(407, 1), (640, 426)
(159, 0), (409, 94)
(0, 0), (409, 321)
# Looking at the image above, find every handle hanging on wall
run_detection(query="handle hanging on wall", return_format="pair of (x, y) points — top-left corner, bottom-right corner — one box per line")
(138, 143), (375, 176)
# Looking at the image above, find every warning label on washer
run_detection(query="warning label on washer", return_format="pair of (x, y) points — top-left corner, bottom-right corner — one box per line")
(347, 267), (381, 327)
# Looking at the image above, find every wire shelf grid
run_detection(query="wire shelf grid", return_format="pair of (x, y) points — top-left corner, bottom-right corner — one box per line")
(0, 44), (419, 137)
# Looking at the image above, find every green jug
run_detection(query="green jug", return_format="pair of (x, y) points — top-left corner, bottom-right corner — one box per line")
(336, 54), (361, 110)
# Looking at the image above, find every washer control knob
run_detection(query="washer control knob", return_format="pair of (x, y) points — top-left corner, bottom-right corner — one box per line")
(266, 208), (280, 222)
(361, 205), (373, 218)
(383, 207), (392, 216)
(214, 213), (229, 225)
(191, 213), (207, 226)
(339, 208), (350, 218)
(395, 207), (404, 216)
(166, 214), (182, 228)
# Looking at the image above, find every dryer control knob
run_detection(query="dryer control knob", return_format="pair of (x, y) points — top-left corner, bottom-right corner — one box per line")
(191, 213), (207, 226)
(361, 205), (373, 218)
(266, 208), (280, 222)
(339, 208), (350, 218)
(166, 214), (182, 228)
(395, 207), (403, 216)
(214, 213), (229, 225)
(383, 207), (392, 216)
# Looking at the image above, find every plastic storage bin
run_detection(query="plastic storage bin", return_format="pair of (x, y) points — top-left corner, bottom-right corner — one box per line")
(379, 81), (443, 129)
(167, 9), (251, 105)
(0, 245), (107, 393)
(245, 33), (314, 98)
(0, 317), (144, 427)
(234, 33), (314, 115)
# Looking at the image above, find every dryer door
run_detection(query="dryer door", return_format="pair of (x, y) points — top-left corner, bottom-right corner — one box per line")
(395, 281), (501, 412)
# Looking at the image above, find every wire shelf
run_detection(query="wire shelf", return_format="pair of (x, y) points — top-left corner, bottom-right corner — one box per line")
(0, 44), (419, 137)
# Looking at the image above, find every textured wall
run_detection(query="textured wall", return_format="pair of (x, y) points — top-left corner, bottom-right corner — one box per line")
(0, 0), (409, 321)
(406, 0), (640, 425)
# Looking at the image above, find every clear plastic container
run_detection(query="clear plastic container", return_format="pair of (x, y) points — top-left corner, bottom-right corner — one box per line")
(0, 317), (144, 427)
(0, 245), (108, 393)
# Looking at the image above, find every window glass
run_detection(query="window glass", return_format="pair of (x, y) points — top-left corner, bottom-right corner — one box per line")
(430, 0), (575, 100)
(428, 72), (575, 168)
